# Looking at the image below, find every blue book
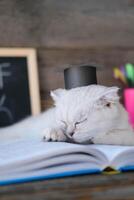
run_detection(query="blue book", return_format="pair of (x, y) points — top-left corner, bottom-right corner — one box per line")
(0, 139), (134, 186)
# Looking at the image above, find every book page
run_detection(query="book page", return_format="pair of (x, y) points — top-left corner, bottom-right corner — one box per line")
(0, 139), (76, 166)
(1, 139), (131, 172)
(93, 145), (134, 162)
(0, 139), (104, 168)
(0, 139), (134, 178)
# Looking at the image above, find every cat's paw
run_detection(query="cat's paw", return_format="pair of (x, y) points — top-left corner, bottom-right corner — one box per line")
(43, 128), (67, 142)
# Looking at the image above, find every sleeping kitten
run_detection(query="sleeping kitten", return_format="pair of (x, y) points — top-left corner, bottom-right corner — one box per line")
(0, 85), (134, 145)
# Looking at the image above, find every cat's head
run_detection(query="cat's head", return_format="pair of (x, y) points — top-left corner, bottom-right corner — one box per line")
(51, 85), (121, 144)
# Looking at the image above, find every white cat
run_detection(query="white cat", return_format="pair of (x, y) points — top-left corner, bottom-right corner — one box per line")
(0, 84), (134, 145)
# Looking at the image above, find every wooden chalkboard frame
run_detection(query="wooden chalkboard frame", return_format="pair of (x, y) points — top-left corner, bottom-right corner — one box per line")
(0, 48), (41, 118)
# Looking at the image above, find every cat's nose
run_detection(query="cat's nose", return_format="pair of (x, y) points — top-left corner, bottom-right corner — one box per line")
(69, 132), (74, 136)
(66, 126), (75, 137)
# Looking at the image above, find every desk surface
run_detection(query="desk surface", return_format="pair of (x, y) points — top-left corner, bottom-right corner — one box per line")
(0, 172), (134, 200)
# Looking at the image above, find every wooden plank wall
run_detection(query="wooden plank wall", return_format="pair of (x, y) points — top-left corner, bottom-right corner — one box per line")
(0, 0), (134, 109)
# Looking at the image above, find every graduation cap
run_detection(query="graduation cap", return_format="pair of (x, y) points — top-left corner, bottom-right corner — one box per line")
(64, 65), (97, 89)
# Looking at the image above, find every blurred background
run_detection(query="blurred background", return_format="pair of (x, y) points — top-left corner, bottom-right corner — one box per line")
(0, 0), (134, 110)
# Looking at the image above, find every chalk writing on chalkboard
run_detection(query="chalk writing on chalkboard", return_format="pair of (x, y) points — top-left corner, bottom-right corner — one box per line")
(0, 63), (13, 121)
(0, 48), (41, 128)
(0, 57), (32, 127)
(0, 63), (11, 89)
(0, 94), (13, 124)
(0, 62), (14, 126)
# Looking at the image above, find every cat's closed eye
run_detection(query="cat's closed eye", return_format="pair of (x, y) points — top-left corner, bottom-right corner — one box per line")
(74, 118), (87, 127)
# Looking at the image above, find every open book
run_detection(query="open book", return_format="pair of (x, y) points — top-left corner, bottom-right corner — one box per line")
(0, 139), (134, 185)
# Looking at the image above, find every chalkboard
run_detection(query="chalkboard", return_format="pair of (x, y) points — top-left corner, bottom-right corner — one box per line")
(0, 48), (41, 127)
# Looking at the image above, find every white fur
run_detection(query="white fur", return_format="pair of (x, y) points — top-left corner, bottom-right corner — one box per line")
(0, 85), (134, 145)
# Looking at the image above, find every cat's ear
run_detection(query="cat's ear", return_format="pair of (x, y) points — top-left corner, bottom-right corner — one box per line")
(96, 87), (120, 107)
(50, 88), (66, 102)
(101, 86), (120, 104)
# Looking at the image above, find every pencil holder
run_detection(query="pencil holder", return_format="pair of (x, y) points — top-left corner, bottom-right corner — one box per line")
(124, 88), (134, 128)
(64, 65), (97, 89)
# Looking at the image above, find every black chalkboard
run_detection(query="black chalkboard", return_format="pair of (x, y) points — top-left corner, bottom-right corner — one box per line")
(0, 49), (41, 127)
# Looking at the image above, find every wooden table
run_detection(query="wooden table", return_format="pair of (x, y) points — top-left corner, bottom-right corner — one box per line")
(0, 172), (134, 200)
